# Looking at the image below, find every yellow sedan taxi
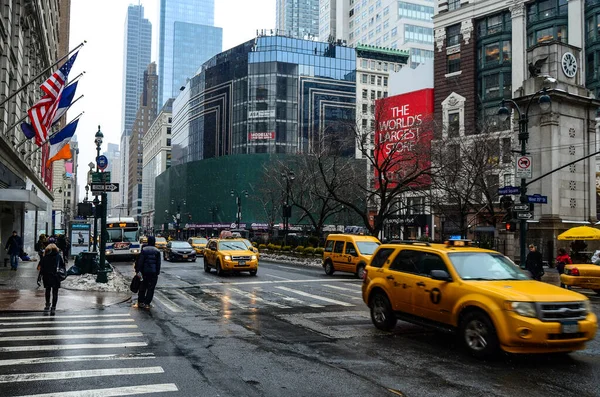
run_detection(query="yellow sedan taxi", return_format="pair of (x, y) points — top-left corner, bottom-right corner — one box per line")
(362, 240), (597, 357)
(561, 264), (600, 295)
(154, 236), (167, 250)
(188, 237), (208, 256)
(203, 238), (258, 276)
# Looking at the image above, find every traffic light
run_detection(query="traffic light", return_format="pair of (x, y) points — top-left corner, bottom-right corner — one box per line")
(505, 222), (516, 231)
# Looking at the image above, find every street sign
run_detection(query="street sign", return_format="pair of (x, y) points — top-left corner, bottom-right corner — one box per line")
(498, 186), (520, 195)
(515, 155), (532, 179)
(517, 212), (534, 220)
(96, 155), (109, 171)
(513, 204), (530, 211)
(91, 172), (111, 183)
(91, 183), (119, 193)
(528, 194), (548, 204)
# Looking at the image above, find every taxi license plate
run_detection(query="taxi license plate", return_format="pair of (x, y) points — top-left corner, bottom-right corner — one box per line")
(561, 321), (579, 334)
(238, 261), (246, 266)
(183, 255), (188, 259)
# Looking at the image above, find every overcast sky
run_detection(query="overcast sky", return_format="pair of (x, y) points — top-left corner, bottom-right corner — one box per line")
(68, 0), (275, 198)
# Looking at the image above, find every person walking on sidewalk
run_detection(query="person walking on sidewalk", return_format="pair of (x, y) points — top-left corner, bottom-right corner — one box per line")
(134, 236), (161, 309)
(38, 243), (66, 315)
(526, 244), (544, 281)
(5, 231), (23, 271)
(556, 248), (572, 288)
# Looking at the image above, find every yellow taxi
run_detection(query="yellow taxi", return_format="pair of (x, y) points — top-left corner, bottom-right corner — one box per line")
(362, 240), (597, 357)
(203, 237), (258, 276)
(322, 234), (380, 278)
(187, 237), (208, 256)
(561, 264), (600, 295)
(154, 236), (167, 250)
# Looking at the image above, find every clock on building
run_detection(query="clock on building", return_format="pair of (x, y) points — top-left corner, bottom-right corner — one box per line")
(562, 52), (577, 78)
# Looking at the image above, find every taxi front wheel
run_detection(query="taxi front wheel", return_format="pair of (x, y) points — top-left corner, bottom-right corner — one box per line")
(324, 260), (334, 276)
(460, 311), (499, 358)
(370, 292), (397, 331)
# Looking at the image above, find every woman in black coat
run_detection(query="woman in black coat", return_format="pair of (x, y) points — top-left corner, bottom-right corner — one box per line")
(39, 243), (66, 314)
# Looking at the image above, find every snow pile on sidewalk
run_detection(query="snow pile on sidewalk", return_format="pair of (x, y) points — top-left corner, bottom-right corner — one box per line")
(259, 252), (322, 268)
(61, 265), (131, 293)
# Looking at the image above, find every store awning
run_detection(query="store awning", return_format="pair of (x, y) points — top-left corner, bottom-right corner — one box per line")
(0, 189), (47, 210)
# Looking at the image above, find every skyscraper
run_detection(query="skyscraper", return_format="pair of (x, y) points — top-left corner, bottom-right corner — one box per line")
(120, 4), (152, 210)
(103, 143), (121, 217)
(158, 0), (222, 107)
(276, 0), (320, 39)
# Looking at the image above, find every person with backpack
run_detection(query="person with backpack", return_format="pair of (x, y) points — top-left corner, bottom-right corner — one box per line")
(134, 236), (161, 309)
(38, 243), (66, 315)
(556, 248), (572, 288)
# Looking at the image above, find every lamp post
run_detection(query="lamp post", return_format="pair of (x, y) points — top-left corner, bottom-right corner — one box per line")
(171, 199), (186, 239)
(94, 126), (109, 283)
(497, 88), (551, 267)
(281, 171), (295, 245)
(230, 190), (248, 229)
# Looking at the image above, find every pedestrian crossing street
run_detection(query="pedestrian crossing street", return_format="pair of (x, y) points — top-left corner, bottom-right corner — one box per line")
(0, 313), (179, 397)
(152, 279), (365, 314)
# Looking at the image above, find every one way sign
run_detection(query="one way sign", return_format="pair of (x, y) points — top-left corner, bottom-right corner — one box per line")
(517, 212), (534, 220)
(91, 183), (119, 193)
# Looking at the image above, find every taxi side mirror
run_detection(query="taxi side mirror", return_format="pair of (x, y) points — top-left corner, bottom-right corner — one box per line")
(430, 270), (452, 281)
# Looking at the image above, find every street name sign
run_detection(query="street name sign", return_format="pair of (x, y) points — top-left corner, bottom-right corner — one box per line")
(515, 156), (532, 179)
(513, 204), (530, 211)
(91, 183), (119, 193)
(91, 172), (110, 183)
(528, 194), (548, 204)
(498, 186), (520, 195)
(517, 212), (534, 220)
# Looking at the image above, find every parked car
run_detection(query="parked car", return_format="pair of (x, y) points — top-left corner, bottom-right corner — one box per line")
(322, 234), (380, 278)
(164, 241), (196, 262)
(188, 237), (208, 256)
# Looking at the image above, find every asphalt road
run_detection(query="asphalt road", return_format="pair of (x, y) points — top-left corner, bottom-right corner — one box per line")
(2, 258), (598, 397)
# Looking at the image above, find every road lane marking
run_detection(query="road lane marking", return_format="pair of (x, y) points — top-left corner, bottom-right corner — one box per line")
(0, 353), (155, 367)
(275, 286), (355, 306)
(0, 332), (143, 342)
(263, 274), (291, 280)
(322, 284), (361, 293)
(203, 289), (250, 310)
(267, 291), (325, 308)
(0, 319), (135, 326)
(0, 342), (147, 353)
(172, 290), (217, 314)
(228, 287), (291, 309)
(272, 265), (300, 271)
(19, 383), (179, 396)
(0, 314), (131, 321)
(0, 325), (138, 333)
(0, 366), (164, 384)
(195, 278), (361, 287)
(154, 291), (184, 313)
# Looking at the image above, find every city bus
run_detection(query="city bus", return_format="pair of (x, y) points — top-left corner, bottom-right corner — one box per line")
(105, 217), (141, 261)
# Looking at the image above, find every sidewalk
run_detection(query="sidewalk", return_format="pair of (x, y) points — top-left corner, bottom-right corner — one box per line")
(0, 260), (130, 312)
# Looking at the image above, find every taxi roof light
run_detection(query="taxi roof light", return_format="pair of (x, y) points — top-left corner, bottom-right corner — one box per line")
(444, 239), (472, 247)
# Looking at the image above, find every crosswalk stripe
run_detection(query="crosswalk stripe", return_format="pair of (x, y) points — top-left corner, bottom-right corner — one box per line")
(275, 286), (355, 306)
(0, 342), (147, 353)
(153, 291), (184, 313)
(267, 291), (324, 308)
(19, 383), (179, 397)
(0, 314), (131, 321)
(228, 287), (291, 308)
(0, 353), (155, 367)
(0, 332), (143, 342)
(203, 288), (250, 310)
(322, 284), (361, 293)
(0, 366), (164, 383)
(0, 319), (135, 326)
(172, 290), (217, 314)
(0, 325), (138, 333)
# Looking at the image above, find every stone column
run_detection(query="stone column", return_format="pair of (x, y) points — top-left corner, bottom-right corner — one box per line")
(510, 0), (526, 96)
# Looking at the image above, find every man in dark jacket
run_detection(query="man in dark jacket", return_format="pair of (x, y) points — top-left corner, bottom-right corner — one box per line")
(134, 236), (161, 309)
(5, 231), (23, 271)
(526, 244), (544, 281)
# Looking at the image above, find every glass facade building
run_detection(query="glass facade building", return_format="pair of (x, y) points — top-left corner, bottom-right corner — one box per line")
(276, 0), (320, 39)
(158, 0), (222, 107)
(171, 35), (356, 165)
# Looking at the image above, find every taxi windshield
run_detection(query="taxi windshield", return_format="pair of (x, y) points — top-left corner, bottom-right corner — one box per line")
(192, 238), (207, 244)
(448, 252), (529, 281)
(155, 237), (166, 243)
(356, 241), (380, 255)
(219, 241), (249, 251)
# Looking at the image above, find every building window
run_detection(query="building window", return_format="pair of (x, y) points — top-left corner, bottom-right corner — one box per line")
(362, 74), (368, 83)
(448, 0), (460, 11)
(502, 138), (512, 163)
(370, 90), (375, 99)
(370, 75), (376, 84)
(398, 2), (434, 21)
(447, 53), (461, 73)
(404, 24), (434, 44)
(447, 24), (461, 47)
(391, 27), (397, 37)
(362, 89), (368, 99)
(167, 138), (171, 146)
(362, 103), (368, 113)
(377, 76), (382, 85)
(383, 77), (388, 86)
(448, 112), (460, 137)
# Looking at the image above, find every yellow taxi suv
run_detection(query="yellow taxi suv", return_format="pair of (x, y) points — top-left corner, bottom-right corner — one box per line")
(204, 238), (258, 276)
(561, 264), (600, 295)
(362, 240), (597, 358)
(188, 237), (208, 256)
(322, 234), (380, 279)
(155, 236), (167, 250)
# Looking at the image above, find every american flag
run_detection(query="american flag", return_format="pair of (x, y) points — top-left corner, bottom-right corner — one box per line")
(40, 51), (78, 99)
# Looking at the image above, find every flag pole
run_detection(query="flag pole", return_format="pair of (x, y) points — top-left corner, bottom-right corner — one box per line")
(24, 112), (85, 160)
(0, 41), (86, 111)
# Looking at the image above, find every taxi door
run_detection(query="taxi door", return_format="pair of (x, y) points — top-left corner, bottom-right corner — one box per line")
(331, 240), (346, 272)
(383, 249), (422, 313)
(412, 252), (456, 325)
(205, 240), (218, 266)
(342, 242), (360, 273)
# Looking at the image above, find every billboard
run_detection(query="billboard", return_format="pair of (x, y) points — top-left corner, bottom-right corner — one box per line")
(71, 222), (91, 256)
(248, 132), (275, 140)
(374, 88), (434, 189)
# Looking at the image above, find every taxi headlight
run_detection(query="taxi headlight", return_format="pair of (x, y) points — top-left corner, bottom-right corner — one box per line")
(251, 255), (257, 260)
(506, 301), (537, 318)
(583, 300), (592, 314)
(224, 255), (231, 261)
(106, 250), (113, 255)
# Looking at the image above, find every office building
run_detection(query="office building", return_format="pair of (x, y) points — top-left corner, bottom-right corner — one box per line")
(158, 0), (222, 107)
(103, 143), (122, 217)
(276, 0), (320, 39)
